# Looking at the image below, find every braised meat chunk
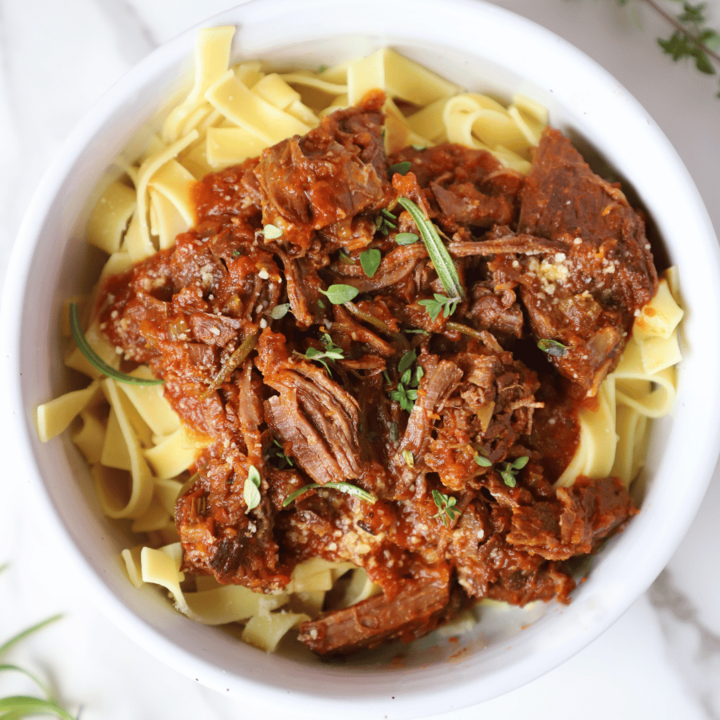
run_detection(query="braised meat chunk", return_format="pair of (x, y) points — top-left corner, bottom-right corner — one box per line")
(98, 97), (648, 657)
(513, 128), (657, 394)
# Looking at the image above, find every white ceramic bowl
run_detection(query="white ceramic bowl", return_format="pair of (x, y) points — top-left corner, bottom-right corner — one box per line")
(4, 0), (720, 717)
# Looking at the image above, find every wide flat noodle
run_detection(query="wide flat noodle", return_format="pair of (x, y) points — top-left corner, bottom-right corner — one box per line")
(71, 409), (105, 464)
(241, 612), (310, 652)
(144, 426), (200, 479)
(36, 380), (100, 442)
(556, 376), (616, 487)
(347, 48), (459, 106)
(94, 379), (154, 519)
(162, 26), (236, 144)
(86, 181), (136, 254)
(205, 70), (311, 146)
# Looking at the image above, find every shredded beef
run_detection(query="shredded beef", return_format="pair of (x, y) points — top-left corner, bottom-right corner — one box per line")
(98, 97), (647, 656)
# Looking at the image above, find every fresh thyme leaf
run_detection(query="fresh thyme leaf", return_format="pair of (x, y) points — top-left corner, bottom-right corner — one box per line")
(360, 248), (382, 278)
(418, 294), (459, 321)
(320, 284), (359, 304)
(397, 197), (464, 300)
(232, 249), (241, 257)
(500, 466), (517, 488)
(388, 161), (412, 177)
(263, 223), (283, 240)
(270, 303), (290, 320)
(338, 249), (356, 264)
(298, 334), (345, 376)
(395, 232), (419, 245)
(374, 209), (397, 236)
(270, 438), (294, 468)
(69, 303), (164, 386)
(402, 450), (415, 467)
(282, 481), (376, 507)
(620, 0), (720, 96)
(398, 349), (417, 376)
(474, 453), (492, 468)
(537, 338), (568, 357)
(498, 456), (529, 487)
(390, 383), (415, 412)
(244, 464), (262, 513)
(431, 490), (461, 527)
(318, 298), (326, 309)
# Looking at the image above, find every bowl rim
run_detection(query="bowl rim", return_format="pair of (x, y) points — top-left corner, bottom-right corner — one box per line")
(3, 0), (720, 716)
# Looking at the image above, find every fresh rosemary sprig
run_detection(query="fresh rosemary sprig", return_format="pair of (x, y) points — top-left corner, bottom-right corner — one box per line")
(619, 0), (720, 96)
(282, 481), (377, 507)
(69, 303), (164, 386)
(397, 198), (464, 300)
(0, 566), (77, 719)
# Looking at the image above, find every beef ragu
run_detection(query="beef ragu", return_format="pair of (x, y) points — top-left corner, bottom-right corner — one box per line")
(99, 90), (654, 656)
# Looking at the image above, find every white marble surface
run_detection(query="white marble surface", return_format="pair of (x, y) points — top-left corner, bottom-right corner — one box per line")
(1, 0), (719, 717)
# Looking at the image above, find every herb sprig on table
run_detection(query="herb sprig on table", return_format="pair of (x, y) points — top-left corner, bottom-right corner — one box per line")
(618, 0), (720, 96)
(0, 564), (77, 719)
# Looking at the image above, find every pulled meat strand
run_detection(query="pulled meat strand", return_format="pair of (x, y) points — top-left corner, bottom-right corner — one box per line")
(98, 94), (647, 656)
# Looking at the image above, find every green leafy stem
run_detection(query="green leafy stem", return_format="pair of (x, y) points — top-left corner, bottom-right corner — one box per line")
(621, 0), (720, 95)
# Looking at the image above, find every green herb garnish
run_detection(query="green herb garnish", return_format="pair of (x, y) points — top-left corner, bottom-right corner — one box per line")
(374, 210), (397, 236)
(0, 573), (76, 720)
(402, 449), (415, 467)
(397, 197), (464, 301)
(418, 293), (459, 321)
(474, 452), (492, 468)
(270, 303), (290, 320)
(411, 143), (427, 151)
(262, 224), (283, 240)
(201, 331), (258, 399)
(338, 249), (356, 265)
(389, 351), (423, 412)
(244, 464), (262, 512)
(300, 333), (344, 375)
(394, 232), (419, 245)
(320, 284), (359, 304)
(360, 248), (382, 278)
(537, 338), (568, 357)
(431, 490), (461, 527)
(282, 481), (377, 507)
(69, 303), (164, 386)
(388, 161), (412, 177)
(270, 438), (294, 469)
(618, 0), (720, 97)
(498, 456), (529, 488)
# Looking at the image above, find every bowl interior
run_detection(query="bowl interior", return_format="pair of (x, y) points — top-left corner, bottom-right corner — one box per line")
(6, 0), (720, 717)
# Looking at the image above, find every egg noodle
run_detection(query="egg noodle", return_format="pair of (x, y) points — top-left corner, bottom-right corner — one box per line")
(36, 27), (683, 652)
